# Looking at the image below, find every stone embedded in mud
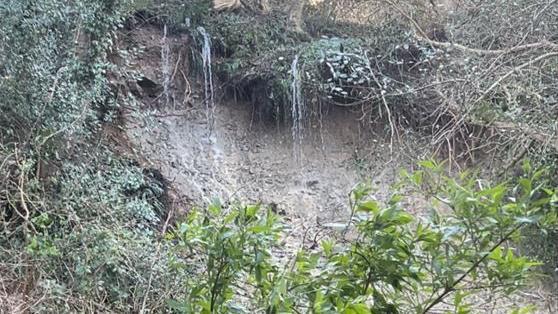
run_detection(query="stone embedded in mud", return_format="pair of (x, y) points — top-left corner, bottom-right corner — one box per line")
(306, 180), (319, 188)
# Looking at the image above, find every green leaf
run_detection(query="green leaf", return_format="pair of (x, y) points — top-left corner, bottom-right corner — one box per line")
(521, 160), (532, 174)
(344, 304), (370, 314)
(418, 159), (437, 170)
(389, 194), (403, 205)
(519, 178), (532, 196)
(245, 204), (259, 218)
(313, 290), (325, 312)
(208, 199), (222, 215)
(248, 225), (269, 233)
(515, 216), (536, 224)
(358, 200), (380, 213)
(411, 171), (423, 185)
(489, 246), (504, 262)
(322, 240), (335, 256)
(393, 211), (414, 225)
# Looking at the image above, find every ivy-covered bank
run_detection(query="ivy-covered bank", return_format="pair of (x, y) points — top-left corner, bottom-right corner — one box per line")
(0, 0), (183, 311)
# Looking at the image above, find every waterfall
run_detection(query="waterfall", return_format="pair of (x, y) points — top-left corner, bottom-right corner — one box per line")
(197, 26), (215, 131)
(291, 54), (305, 163)
(161, 24), (171, 107)
(196, 26), (221, 198)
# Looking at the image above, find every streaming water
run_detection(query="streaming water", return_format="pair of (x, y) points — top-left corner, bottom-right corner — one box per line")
(161, 24), (171, 107)
(197, 26), (215, 131)
(196, 27), (224, 198)
(291, 54), (305, 164)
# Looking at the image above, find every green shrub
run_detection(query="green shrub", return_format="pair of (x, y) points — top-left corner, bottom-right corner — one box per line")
(169, 162), (557, 313)
(168, 201), (282, 312)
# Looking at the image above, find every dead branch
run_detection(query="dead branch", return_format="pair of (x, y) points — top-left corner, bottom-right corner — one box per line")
(474, 51), (558, 104)
(383, 0), (558, 55)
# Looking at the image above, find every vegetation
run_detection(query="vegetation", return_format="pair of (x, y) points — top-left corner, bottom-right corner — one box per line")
(1, 0), (557, 312)
(202, 0), (558, 162)
(168, 161), (557, 313)
(0, 0), (182, 311)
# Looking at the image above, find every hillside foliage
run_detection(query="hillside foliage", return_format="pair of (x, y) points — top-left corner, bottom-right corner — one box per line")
(0, 0), (557, 312)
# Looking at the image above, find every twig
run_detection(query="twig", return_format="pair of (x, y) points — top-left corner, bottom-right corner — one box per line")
(383, 0), (558, 55)
(139, 206), (174, 313)
(180, 69), (192, 106)
(496, 140), (532, 177)
(422, 224), (524, 313)
(150, 109), (194, 118)
(474, 51), (558, 104)
(170, 51), (181, 84)
(39, 99), (89, 147)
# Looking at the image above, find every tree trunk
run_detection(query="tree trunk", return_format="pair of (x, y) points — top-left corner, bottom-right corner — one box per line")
(288, 1), (306, 33)
(213, 0), (241, 11)
(259, 0), (270, 14)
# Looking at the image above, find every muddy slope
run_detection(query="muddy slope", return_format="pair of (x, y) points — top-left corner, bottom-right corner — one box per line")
(128, 99), (431, 218)
(119, 24), (430, 221)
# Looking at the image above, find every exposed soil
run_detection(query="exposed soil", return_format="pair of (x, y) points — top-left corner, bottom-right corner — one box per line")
(127, 97), (433, 220)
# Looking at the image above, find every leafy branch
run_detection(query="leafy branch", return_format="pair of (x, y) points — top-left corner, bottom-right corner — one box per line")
(422, 223), (524, 313)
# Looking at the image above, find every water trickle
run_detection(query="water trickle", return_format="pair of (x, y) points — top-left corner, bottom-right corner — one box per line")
(196, 27), (221, 196)
(161, 24), (171, 107)
(197, 26), (215, 131)
(291, 54), (305, 163)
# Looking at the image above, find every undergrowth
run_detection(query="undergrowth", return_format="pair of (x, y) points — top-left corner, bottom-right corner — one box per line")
(166, 161), (557, 313)
(0, 0), (184, 311)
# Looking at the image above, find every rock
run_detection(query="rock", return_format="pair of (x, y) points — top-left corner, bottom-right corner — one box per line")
(306, 180), (319, 188)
